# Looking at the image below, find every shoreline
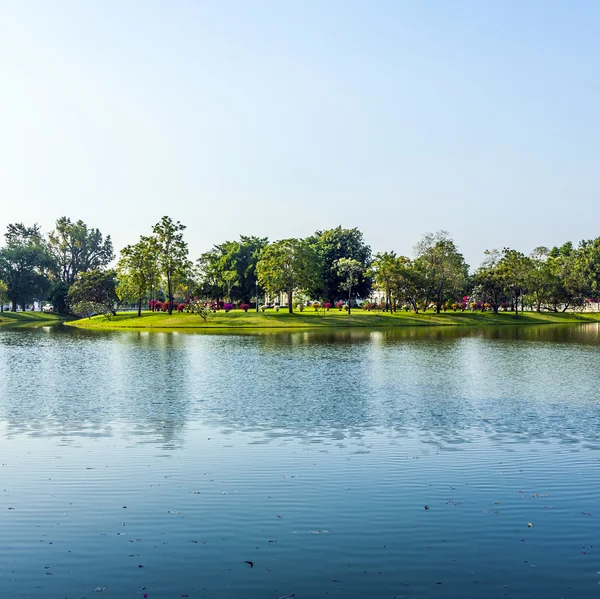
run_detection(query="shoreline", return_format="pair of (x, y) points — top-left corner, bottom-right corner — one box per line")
(64, 310), (600, 331)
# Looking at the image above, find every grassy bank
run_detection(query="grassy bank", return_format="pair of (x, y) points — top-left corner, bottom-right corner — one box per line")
(66, 309), (600, 330)
(0, 311), (71, 328)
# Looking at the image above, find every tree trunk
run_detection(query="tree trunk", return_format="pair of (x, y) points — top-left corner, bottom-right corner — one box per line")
(137, 297), (142, 317)
(167, 276), (173, 315)
(347, 286), (352, 315)
(288, 289), (293, 313)
(514, 291), (519, 316)
(11, 301), (17, 312)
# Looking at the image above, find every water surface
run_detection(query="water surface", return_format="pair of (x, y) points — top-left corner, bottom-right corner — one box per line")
(1, 324), (599, 598)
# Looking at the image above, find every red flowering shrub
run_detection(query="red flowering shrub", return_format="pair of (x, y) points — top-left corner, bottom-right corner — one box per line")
(240, 303), (250, 312)
(324, 302), (332, 310)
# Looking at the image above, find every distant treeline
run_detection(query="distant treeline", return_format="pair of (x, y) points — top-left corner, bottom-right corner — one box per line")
(1, 216), (599, 318)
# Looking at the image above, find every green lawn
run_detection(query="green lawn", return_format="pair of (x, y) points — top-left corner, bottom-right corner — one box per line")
(66, 308), (600, 330)
(0, 311), (71, 328)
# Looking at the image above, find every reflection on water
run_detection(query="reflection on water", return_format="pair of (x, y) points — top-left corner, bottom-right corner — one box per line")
(0, 324), (599, 599)
(1, 324), (599, 447)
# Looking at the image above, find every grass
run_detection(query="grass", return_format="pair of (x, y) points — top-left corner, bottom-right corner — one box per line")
(66, 308), (600, 331)
(0, 311), (71, 328)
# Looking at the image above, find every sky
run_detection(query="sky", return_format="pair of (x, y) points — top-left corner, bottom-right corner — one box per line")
(0, 0), (598, 268)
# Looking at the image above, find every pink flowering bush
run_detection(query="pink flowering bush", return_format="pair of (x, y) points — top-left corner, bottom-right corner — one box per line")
(240, 303), (250, 312)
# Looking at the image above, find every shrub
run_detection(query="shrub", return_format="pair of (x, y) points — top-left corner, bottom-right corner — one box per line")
(240, 303), (250, 312)
(324, 302), (332, 310)
(362, 302), (375, 311)
(312, 302), (321, 311)
(223, 303), (234, 312)
(451, 303), (458, 311)
(335, 300), (344, 310)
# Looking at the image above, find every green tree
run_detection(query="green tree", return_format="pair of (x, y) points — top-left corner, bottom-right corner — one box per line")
(373, 252), (402, 311)
(47, 281), (70, 313)
(335, 258), (363, 314)
(67, 269), (118, 319)
(473, 249), (508, 313)
(222, 269), (239, 303)
(497, 248), (532, 316)
(0, 223), (54, 311)
(389, 257), (426, 313)
(48, 217), (114, 285)
(574, 238), (600, 303)
(307, 227), (372, 302)
(256, 238), (319, 313)
(526, 247), (554, 312)
(116, 236), (160, 316)
(414, 231), (469, 313)
(152, 217), (190, 315)
(0, 280), (8, 313)
(197, 236), (268, 303)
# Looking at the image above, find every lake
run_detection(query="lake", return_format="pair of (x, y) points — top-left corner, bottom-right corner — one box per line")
(1, 324), (599, 599)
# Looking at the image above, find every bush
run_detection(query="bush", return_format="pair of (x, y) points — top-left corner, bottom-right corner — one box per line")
(362, 302), (376, 311)
(312, 302), (321, 311)
(335, 300), (344, 310)
(324, 302), (332, 311)
(223, 303), (234, 312)
(239, 303), (250, 312)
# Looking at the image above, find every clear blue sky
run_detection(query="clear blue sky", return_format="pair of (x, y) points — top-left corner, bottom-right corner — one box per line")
(1, 0), (598, 267)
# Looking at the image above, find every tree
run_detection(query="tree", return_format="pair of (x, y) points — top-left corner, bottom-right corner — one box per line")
(373, 251), (403, 311)
(0, 280), (8, 313)
(197, 236), (268, 303)
(389, 257), (425, 313)
(414, 231), (469, 312)
(527, 247), (554, 312)
(473, 249), (508, 313)
(335, 258), (363, 314)
(48, 281), (70, 313)
(152, 217), (190, 315)
(48, 217), (114, 285)
(116, 236), (160, 316)
(222, 269), (239, 303)
(307, 227), (372, 302)
(67, 270), (118, 319)
(0, 223), (54, 311)
(497, 248), (532, 316)
(574, 238), (600, 303)
(256, 238), (319, 313)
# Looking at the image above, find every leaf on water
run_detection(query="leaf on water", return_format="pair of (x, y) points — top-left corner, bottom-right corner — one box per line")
(528, 522), (534, 527)
(94, 586), (106, 592)
(244, 561), (254, 568)
(278, 594), (295, 599)
(168, 510), (180, 514)
(424, 505), (429, 510)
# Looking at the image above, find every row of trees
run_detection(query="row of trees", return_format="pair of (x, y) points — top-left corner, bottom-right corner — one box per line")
(0, 219), (113, 313)
(2, 217), (600, 317)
